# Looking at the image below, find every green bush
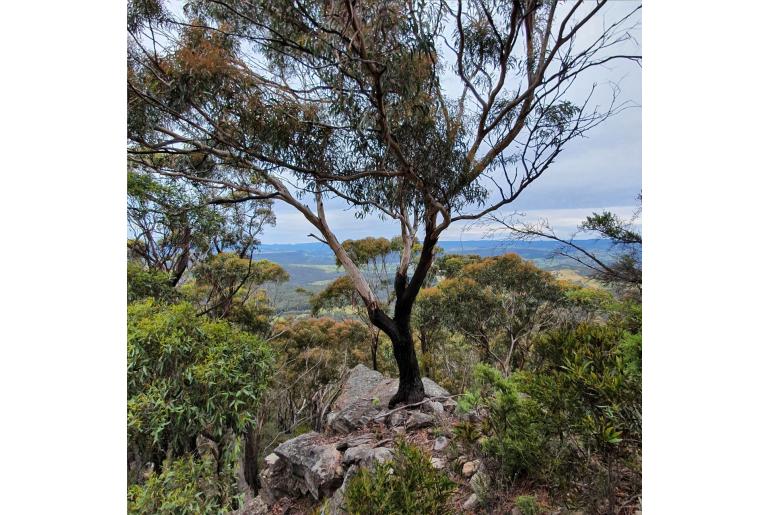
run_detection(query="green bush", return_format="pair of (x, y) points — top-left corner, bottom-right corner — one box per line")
(127, 299), (274, 469)
(515, 495), (542, 515)
(127, 261), (177, 303)
(128, 448), (241, 515)
(469, 365), (549, 478)
(463, 323), (642, 511)
(344, 440), (456, 515)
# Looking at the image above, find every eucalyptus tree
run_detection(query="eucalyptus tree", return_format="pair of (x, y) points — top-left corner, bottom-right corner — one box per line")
(128, 0), (640, 406)
(492, 195), (642, 297)
(128, 171), (275, 286)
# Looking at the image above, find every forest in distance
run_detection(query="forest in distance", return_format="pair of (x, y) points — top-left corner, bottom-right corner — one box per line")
(127, 0), (642, 513)
(257, 239), (624, 314)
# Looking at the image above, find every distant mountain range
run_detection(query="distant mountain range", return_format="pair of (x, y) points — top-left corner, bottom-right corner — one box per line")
(255, 239), (618, 292)
(256, 239), (615, 266)
(256, 239), (626, 314)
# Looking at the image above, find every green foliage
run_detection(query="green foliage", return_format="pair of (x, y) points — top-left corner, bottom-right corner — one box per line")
(193, 254), (288, 291)
(127, 171), (275, 286)
(185, 253), (288, 323)
(452, 419), (482, 446)
(128, 261), (177, 303)
(581, 211), (641, 246)
(416, 253), (566, 371)
(127, 300), (273, 463)
(128, 448), (241, 515)
(344, 440), (456, 515)
(433, 253), (482, 278)
(464, 365), (549, 478)
(515, 495), (542, 515)
(465, 323), (641, 509)
(310, 276), (356, 316)
(271, 317), (373, 384)
(339, 237), (393, 267)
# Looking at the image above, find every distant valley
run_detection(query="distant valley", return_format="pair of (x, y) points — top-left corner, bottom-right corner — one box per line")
(255, 239), (616, 313)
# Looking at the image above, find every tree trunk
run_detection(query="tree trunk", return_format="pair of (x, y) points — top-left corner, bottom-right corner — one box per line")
(243, 429), (261, 494)
(365, 229), (439, 408)
(388, 313), (425, 408)
(370, 335), (378, 372)
(419, 327), (430, 378)
(369, 304), (426, 407)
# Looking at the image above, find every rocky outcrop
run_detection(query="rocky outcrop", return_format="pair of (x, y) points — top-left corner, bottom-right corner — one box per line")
(325, 364), (453, 434)
(256, 364), (458, 513)
(259, 432), (344, 503)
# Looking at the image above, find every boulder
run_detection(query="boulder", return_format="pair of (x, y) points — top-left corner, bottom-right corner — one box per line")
(422, 377), (451, 398)
(326, 365), (398, 433)
(365, 447), (394, 468)
(341, 444), (394, 469)
(335, 433), (375, 451)
(260, 432), (344, 503)
(424, 400), (445, 416)
(325, 365), (453, 433)
(343, 444), (373, 465)
(386, 410), (408, 428)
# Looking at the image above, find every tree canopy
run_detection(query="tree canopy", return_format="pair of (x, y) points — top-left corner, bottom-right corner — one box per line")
(128, 0), (640, 404)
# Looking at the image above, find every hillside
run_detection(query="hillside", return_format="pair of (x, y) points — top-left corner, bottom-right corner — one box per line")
(258, 240), (618, 313)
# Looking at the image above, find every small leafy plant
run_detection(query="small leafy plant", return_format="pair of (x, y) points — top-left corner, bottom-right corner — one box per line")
(344, 440), (456, 515)
(515, 495), (542, 515)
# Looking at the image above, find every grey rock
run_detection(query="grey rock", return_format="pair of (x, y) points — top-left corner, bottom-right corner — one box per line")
(327, 365), (398, 433)
(336, 433), (375, 451)
(422, 377), (450, 398)
(326, 365), (453, 433)
(386, 410), (407, 428)
(260, 432), (343, 502)
(424, 400), (445, 416)
(324, 465), (359, 515)
(463, 494), (480, 510)
(343, 444), (373, 465)
(335, 364), (386, 409)
(341, 444), (393, 469)
(433, 435), (449, 452)
(361, 447), (394, 468)
(406, 411), (434, 430)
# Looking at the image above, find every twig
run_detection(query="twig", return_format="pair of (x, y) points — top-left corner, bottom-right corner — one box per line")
(372, 394), (462, 421)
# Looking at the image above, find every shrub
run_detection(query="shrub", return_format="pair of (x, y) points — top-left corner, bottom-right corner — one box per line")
(463, 323), (642, 512)
(128, 448), (241, 515)
(344, 440), (456, 515)
(127, 261), (177, 303)
(127, 299), (274, 468)
(469, 365), (550, 478)
(515, 495), (542, 515)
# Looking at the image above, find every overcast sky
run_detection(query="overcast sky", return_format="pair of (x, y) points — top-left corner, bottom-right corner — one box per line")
(261, 3), (642, 244)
